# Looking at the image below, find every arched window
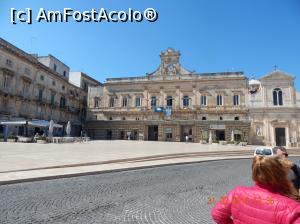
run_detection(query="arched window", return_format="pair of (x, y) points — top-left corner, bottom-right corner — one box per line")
(273, 88), (283, 106)
(183, 96), (189, 107)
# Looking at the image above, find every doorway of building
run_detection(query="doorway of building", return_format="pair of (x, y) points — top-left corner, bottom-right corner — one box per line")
(106, 130), (112, 140)
(181, 126), (193, 142)
(133, 130), (138, 140)
(148, 125), (158, 141)
(275, 128), (286, 146)
(234, 134), (242, 142)
(215, 130), (225, 141)
(119, 130), (125, 140)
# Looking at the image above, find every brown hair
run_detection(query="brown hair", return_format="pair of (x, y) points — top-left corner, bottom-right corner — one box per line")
(252, 156), (300, 201)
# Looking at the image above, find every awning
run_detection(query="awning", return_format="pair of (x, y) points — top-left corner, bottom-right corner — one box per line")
(0, 120), (63, 128)
(0, 120), (26, 125)
(29, 120), (63, 128)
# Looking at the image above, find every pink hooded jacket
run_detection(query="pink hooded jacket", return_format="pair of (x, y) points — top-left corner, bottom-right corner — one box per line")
(211, 184), (300, 224)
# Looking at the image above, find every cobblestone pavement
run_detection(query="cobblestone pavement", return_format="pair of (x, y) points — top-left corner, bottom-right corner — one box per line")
(0, 158), (298, 224)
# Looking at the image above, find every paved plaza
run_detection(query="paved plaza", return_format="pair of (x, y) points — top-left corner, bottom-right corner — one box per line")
(0, 141), (259, 183)
(0, 159), (256, 224)
(0, 140), (256, 172)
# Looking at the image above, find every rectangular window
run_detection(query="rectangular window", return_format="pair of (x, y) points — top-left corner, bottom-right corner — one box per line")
(60, 97), (66, 108)
(166, 96), (173, 107)
(40, 75), (44, 81)
(6, 59), (12, 67)
(233, 95), (240, 106)
(151, 96), (157, 108)
(122, 97), (128, 107)
(201, 95), (207, 106)
(216, 95), (223, 106)
(109, 97), (115, 107)
(135, 97), (141, 107)
(53, 64), (57, 72)
(183, 96), (189, 107)
(3, 75), (10, 88)
(38, 89), (43, 101)
(22, 81), (30, 95)
(51, 94), (55, 105)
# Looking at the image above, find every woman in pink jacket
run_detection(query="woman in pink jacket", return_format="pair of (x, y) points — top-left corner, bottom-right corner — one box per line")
(211, 156), (300, 224)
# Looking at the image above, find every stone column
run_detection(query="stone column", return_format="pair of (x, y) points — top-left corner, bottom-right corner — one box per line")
(179, 91), (183, 109)
(175, 87), (180, 109)
(160, 87), (164, 107)
(289, 86), (296, 106)
(270, 125), (276, 147)
(264, 119), (270, 145)
(158, 124), (163, 141)
(143, 88), (148, 108)
(175, 124), (181, 142)
(192, 125), (197, 142)
(286, 126), (290, 147)
(192, 88), (196, 109)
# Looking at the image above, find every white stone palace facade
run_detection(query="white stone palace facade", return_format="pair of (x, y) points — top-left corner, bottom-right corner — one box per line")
(1, 38), (299, 147)
(86, 48), (300, 147)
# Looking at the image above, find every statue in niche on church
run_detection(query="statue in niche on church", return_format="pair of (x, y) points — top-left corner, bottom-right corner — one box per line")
(256, 126), (263, 137)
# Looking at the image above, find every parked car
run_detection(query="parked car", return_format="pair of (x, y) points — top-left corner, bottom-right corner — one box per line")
(254, 147), (274, 156)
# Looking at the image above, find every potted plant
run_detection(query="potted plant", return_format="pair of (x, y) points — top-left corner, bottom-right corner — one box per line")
(36, 136), (47, 144)
(212, 140), (219, 145)
(200, 137), (208, 144)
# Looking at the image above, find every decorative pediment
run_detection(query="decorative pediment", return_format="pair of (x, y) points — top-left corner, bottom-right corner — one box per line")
(21, 75), (32, 83)
(260, 70), (295, 81)
(0, 67), (15, 76)
(148, 48), (192, 77)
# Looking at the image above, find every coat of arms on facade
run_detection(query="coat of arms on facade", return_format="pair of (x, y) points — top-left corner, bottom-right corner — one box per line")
(148, 48), (191, 77)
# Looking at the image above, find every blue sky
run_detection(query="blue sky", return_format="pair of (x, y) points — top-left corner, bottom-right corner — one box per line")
(0, 0), (300, 89)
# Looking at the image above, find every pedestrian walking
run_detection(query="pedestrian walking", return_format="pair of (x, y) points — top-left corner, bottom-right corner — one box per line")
(211, 156), (300, 224)
(185, 135), (188, 142)
(274, 146), (300, 190)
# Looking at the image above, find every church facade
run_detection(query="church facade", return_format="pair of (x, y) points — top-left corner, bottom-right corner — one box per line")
(248, 71), (300, 147)
(86, 48), (300, 147)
